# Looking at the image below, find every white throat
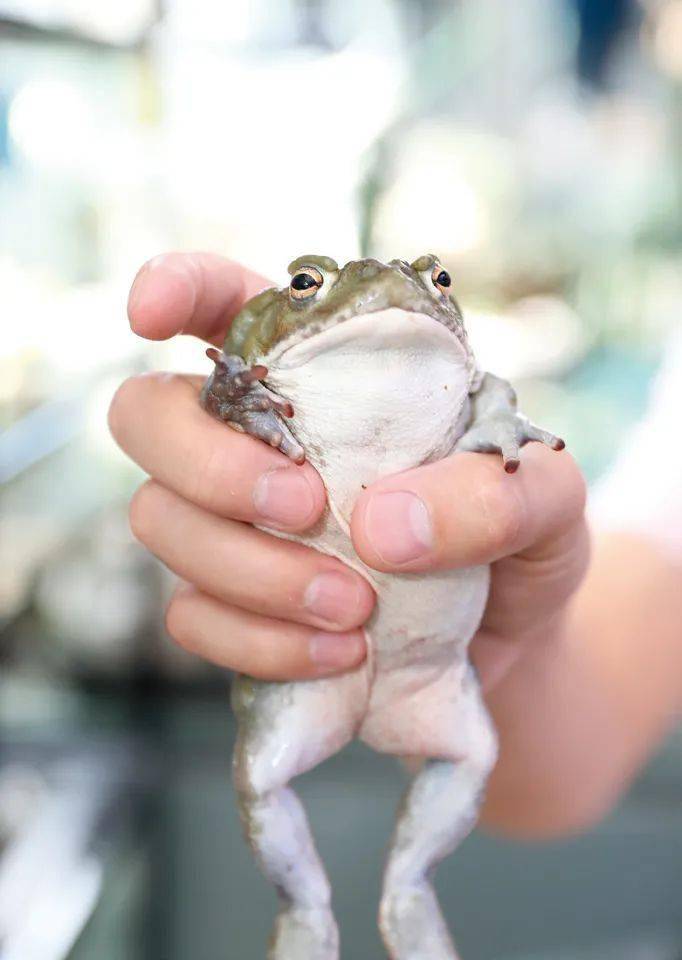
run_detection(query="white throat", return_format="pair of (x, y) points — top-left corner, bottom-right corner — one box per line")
(265, 308), (471, 523)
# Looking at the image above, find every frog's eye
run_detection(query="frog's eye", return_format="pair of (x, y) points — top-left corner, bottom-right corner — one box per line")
(431, 265), (452, 294)
(290, 267), (324, 301)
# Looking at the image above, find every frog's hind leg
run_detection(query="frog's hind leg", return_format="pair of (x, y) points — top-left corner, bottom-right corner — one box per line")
(232, 668), (367, 960)
(370, 667), (498, 960)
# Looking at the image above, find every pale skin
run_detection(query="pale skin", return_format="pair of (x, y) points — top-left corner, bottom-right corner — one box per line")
(110, 252), (682, 841)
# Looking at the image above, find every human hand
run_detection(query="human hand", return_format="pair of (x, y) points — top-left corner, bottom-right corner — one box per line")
(350, 444), (588, 693)
(110, 252), (588, 694)
(109, 253), (374, 680)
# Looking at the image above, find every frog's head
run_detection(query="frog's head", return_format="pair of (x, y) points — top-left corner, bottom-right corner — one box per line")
(225, 254), (472, 364)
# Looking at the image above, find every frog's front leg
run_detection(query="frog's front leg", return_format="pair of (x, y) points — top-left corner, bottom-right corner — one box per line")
(458, 372), (564, 473)
(202, 348), (305, 463)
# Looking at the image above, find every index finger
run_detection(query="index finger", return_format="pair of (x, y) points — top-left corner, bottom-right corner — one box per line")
(127, 252), (273, 346)
(108, 371), (327, 532)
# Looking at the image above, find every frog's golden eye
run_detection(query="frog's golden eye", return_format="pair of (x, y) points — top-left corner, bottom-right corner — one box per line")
(290, 267), (323, 301)
(431, 265), (452, 294)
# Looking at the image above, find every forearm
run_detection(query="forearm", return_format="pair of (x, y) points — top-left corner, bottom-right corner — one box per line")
(480, 531), (682, 838)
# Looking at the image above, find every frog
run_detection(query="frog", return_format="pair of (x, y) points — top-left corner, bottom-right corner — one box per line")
(201, 254), (565, 960)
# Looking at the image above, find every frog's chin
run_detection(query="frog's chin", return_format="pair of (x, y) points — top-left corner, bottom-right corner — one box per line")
(264, 307), (473, 519)
(266, 307), (469, 371)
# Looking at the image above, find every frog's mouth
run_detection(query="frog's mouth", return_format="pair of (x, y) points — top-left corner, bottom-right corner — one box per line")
(266, 307), (471, 374)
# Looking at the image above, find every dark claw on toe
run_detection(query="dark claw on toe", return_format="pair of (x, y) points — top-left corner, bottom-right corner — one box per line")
(277, 400), (295, 419)
(504, 458), (520, 474)
(552, 438), (566, 451)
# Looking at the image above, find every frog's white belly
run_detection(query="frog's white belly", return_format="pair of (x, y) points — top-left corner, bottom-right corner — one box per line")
(264, 308), (489, 667)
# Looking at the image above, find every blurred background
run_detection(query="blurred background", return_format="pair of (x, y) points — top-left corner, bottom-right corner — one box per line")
(1, 0), (681, 957)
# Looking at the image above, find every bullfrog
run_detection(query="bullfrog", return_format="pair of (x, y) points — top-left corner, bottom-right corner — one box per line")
(201, 254), (564, 960)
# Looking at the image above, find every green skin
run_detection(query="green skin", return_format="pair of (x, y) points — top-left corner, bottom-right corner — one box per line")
(225, 254), (470, 364)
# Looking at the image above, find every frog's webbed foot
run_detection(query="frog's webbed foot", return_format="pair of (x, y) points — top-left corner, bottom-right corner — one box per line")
(201, 348), (305, 463)
(457, 373), (564, 473)
(457, 413), (564, 473)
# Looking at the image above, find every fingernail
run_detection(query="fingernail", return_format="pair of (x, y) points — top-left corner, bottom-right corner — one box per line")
(304, 571), (363, 628)
(364, 491), (433, 564)
(309, 631), (366, 672)
(253, 467), (316, 527)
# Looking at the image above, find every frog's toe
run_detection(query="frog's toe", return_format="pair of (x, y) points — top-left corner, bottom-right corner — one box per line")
(264, 420), (306, 464)
(277, 430), (306, 464)
(240, 390), (293, 419)
(256, 388), (295, 420)
(456, 419), (519, 468)
(229, 407), (305, 463)
(524, 423), (565, 451)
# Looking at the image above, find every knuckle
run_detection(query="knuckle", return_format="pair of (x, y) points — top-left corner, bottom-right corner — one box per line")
(193, 443), (233, 509)
(479, 476), (525, 555)
(191, 432), (263, 514)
